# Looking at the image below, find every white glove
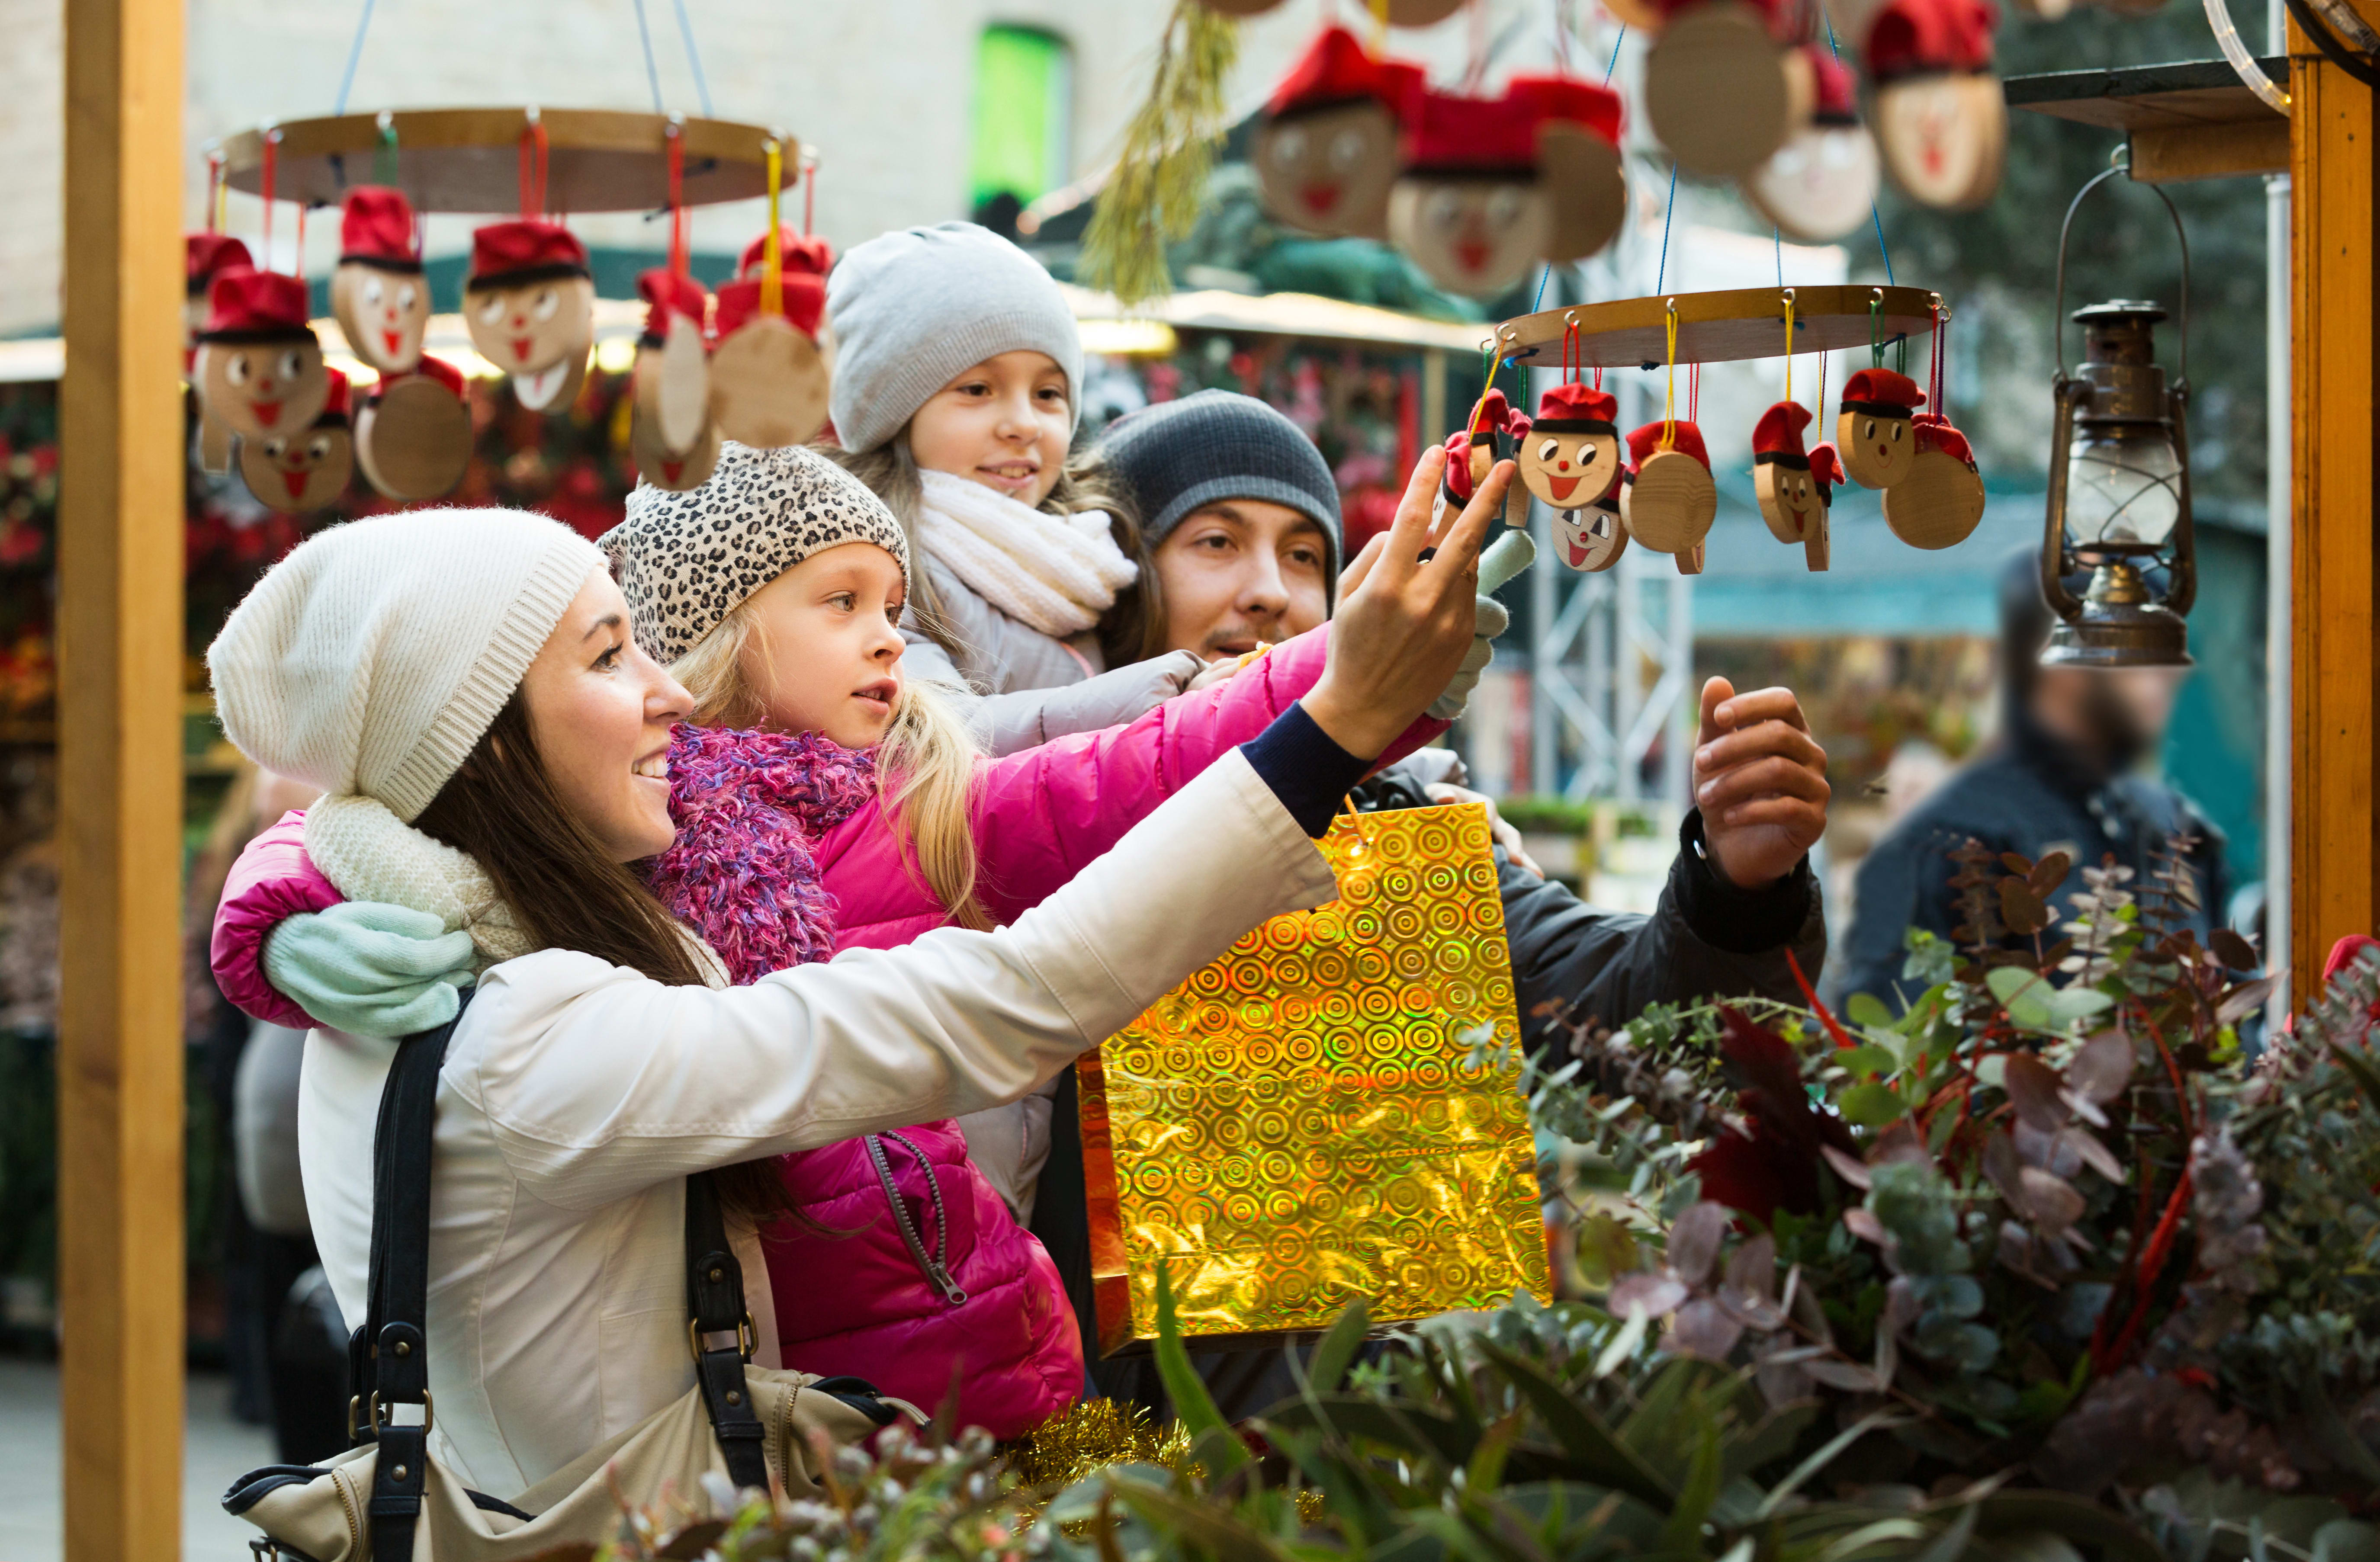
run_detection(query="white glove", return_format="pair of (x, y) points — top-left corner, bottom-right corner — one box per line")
(1429, 529), (1532, 722)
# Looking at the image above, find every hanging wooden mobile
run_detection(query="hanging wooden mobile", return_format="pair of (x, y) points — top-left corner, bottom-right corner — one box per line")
(240, 366), (354, 514)
(1866, 0), (2007, 210)
(1644, 0), (1811, 179)
(331, 186), (431, 375)
(710, 145), (837, 449)
(1253, 26), (1423, 241)
(1507, 74), (1628, 263)
(1387, 90), (1553, 298)
(1741, 47), (1880, 243)
(465, 119), (595, 414)
(354, 354), (474, 502)
(1619, 310), (1717, 555)
(1882, 303), (1986, 547)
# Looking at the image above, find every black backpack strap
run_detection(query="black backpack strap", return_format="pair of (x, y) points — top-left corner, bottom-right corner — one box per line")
(685, 1173), (771, 1492)
(350, 990), (474, 1562)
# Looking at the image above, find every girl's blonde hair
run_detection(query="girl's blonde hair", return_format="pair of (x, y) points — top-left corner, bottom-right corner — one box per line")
(822, 436), (1168, 669)
(670, 598), (992, 930)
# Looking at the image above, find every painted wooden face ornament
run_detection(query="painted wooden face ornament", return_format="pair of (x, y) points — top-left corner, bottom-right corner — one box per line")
(1743, 50), (1880, 243)
(1620, 419), (1718, 555)
(1558, 485), (1630, 572)
(1867, 0), (2007, 210)
(1522, 383), (1622, 511)
(1644, 0), (1809, 180)
(330, 187), (430, 376)
(354, 353), (474, 503)
(1882, 413), (1987, 548)
(1508, 75), (1628, 263)
(1837, 367), (1926, 488)
(708, 227), (835, 449)
(629, 268), (719, 492)
(1803, 442), (1844, 570)
(1388, 90), (1552, 299)
(464, 220), (595, 414)
(241, 367), (354, 514)
(193, 268), (331, 443)
(1434, 390), (1530, 527)
(1753, 401), (1833, 570)
(1255, 28), (1422, 241)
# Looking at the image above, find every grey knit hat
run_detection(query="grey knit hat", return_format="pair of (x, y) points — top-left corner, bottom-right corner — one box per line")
(825, 222), (1084, 455)
(1094, 391), (1344, 572)
(599, 441), (912, 665)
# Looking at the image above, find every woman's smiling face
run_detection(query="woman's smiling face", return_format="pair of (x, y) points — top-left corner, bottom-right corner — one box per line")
(517, 567), (691, 863)
(904, 350), (1073, 507)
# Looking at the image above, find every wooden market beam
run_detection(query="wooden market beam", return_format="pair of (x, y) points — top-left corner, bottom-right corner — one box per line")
(57, 0), (187, 1556)
(2289, 4), (2380, 999)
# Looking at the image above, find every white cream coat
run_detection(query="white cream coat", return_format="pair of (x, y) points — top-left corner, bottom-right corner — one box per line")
(298, 753), (1334, 1499)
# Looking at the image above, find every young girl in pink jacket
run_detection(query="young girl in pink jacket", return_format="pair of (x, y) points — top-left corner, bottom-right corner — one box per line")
(213, 441), (1454, 1438)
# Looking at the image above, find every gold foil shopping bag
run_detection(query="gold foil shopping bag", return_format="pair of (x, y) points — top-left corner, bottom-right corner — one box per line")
(1078, 801), (1550, 1355)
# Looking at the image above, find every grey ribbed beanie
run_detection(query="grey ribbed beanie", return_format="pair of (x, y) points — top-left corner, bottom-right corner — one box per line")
(1094, 390), (1344, 572)
(208, 509), (607, 822)
(826, 222), (1083, 455)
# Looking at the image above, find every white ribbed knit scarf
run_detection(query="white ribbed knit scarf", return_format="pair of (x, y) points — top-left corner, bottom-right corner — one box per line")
(306, 794), (727, 985)
(915, 469), (1137, 638)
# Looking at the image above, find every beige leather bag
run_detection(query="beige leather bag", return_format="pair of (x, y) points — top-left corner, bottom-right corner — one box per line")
(226, 997), (912, 1560)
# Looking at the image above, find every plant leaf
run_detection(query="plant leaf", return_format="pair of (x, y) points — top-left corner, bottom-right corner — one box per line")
(1841, 1082), (1907, 1126)
(1307, 1296), (1371, 1395)
(2002, 1054), (2071, 1132)
(1110, 1477), (1294, 1562)
(1152, 1260), (1248, 1474)
(2326, 1039), (2380, 1108)
(1470, 1338), (1674, 1508)
(1972, 1491), (2164, 1562)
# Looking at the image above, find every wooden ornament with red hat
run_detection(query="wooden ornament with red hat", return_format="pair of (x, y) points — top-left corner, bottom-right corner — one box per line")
(193, 267), (332, 444)
(1644, 0), (1812, 179)
(1882, 309), (1985, 547)
(1522, 381), (1623, 511)
(1837, 364), (1925, 488)
(1434, 388), (1530, 528)
(1867, 0), (2006, 210)
(1505, 75), (1628, 263)
(1741, 48), (1880, 244)
(185, 231), (254, 475)
(1675, 538), (1707, 575)
(1387, 89), (1552, 298)
(331, 186), (430, 375)
(630, 268), (718, 493)
(1621, 418), (1717, 554)
(354, 353), (473, 502)
(1254, 27), (1423, 241)
(241, 367), (355, 514)
(1804, 442), (1844, 570)
(1752, 399), (1829, 548)
(465, 119), (594, 413)
(1558, 479), (1631, 572)
(710, 146), (837, 449)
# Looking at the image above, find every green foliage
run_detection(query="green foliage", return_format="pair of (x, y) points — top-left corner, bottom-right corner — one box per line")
(1079, 2), (1238, 305)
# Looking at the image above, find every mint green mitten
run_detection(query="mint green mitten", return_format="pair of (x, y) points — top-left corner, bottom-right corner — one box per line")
(263, 901), (476, 1039)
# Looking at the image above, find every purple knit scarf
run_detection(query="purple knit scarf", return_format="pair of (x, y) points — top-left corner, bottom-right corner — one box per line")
(644, 724), (879, 986)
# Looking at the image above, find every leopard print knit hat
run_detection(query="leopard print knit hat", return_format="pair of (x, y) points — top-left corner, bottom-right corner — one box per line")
(600, 440), (912, 664)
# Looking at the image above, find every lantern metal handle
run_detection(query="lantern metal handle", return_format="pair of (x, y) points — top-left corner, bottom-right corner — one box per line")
(2052, 155), (2190, 393)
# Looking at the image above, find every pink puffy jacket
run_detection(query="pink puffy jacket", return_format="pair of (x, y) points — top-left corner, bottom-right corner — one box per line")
(209, 627), (1444, 1436)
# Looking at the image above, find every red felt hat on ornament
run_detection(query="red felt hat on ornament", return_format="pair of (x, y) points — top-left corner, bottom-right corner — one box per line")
(1269, 26), (1424, 119)
(316, 368), (352, 427)
(405, 353), (467, 398)
(636, 268), (711, 345)
(1753, 401), (1815, 466)
(186, 234), (254, 298)
(1868, 0), (1996, 78)
(1808, 48), (1860, 125)
(737, 227), (836, 281)
(1841, 367), (1926, 416)
(340, 187), (423, 271)
(1506, 74), (1625, 145)
(1442, 430), (1477, 498)
(1810, 442), (1845, 499)
(713, 276), (828, 339)
(1627, 419), (1710, 470)
(197, 267), (314, 343)
(1913, 412), (1975, 464)
(466, 220), (591, 289)
(1404, 89), (1543, 176)
(1535, 382), (1619, 432)
(1473, 388), (1520, 434)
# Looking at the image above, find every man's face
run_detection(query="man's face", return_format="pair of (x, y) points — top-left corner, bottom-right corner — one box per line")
(1152, 499), (1333, 659)
(2033, 665), (2187, 770)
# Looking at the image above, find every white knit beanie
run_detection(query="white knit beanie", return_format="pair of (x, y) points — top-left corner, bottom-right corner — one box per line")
(209, 508), (609, 822)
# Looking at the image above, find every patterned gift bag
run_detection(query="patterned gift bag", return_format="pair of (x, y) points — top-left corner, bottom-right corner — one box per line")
(1078, 801), (1550, 1354)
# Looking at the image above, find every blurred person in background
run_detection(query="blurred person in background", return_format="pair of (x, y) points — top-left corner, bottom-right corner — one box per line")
(1841, 547), (2229, 1010)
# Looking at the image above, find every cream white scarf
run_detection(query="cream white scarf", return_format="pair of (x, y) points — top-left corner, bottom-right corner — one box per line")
(305, 793), (728, 986)
(915, 468), (1138, 639)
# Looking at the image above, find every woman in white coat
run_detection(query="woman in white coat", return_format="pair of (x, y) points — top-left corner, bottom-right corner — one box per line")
(204, 450), (1503, 1501)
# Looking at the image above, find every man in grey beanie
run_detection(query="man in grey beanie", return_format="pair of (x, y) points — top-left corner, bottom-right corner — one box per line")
(1094, 390), (1346, 661)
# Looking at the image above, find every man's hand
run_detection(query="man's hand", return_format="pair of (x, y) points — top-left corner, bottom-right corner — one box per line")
(1692, 676), (1829, 888)
(1301, 445), (1503, 759)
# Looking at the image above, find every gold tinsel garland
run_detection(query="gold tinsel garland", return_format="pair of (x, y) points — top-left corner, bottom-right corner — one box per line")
(1001, 1398), (1325, 1527)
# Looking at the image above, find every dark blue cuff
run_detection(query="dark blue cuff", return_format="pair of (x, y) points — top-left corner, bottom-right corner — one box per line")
(1675, 808), (1813, 953)
(1241, 702), (1372, 838)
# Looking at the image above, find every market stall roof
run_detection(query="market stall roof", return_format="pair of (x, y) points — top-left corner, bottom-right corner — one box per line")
(1059, 282), (1489, 354)
(2004, 56), (2287, 183)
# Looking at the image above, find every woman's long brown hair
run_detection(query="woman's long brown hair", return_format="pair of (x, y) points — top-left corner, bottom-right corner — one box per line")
(412, 691), (796, 1227)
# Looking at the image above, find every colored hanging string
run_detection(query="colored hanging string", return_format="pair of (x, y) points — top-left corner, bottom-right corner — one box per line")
(1930, 298), (1949, 418)
(1689, 361), (1701, 425)
(1467, 340), (1503, 442)
(1465, 0), (1490, 93)
(1782, 289), (1796, 407)
(665, 119), (689, 275)
(205, 151), (224, 234)
(333, 0), (377, 117)
(1563, 314), (1582, 385)
(260, 130), (279, 270)
(295, 202), (307, 278)
(633, 0), (666, 114)
(1530, 264), (1554, 314)
(519, 113), (550, 218)
(1368, 0), (1390, 52)
(373, 114), (399, 188)
(1820, 9), (1895, 286)
(800, 148), (819, 235)
(761, 139), (785, 320)
(1653, 161), (1679, 294)
(1661, 301), (1679, 449)
(671, 0), (715, 118)
(1868, 292), (1885, 370)
(1554, 0), (1575, 73)
(1818, 350), (1829, 418)
(1603, 23), (1627, 80)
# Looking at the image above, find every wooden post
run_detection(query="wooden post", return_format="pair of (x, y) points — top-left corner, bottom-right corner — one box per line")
(2287, 6), (2380, 1000)
(57, 0), (187, 1556)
